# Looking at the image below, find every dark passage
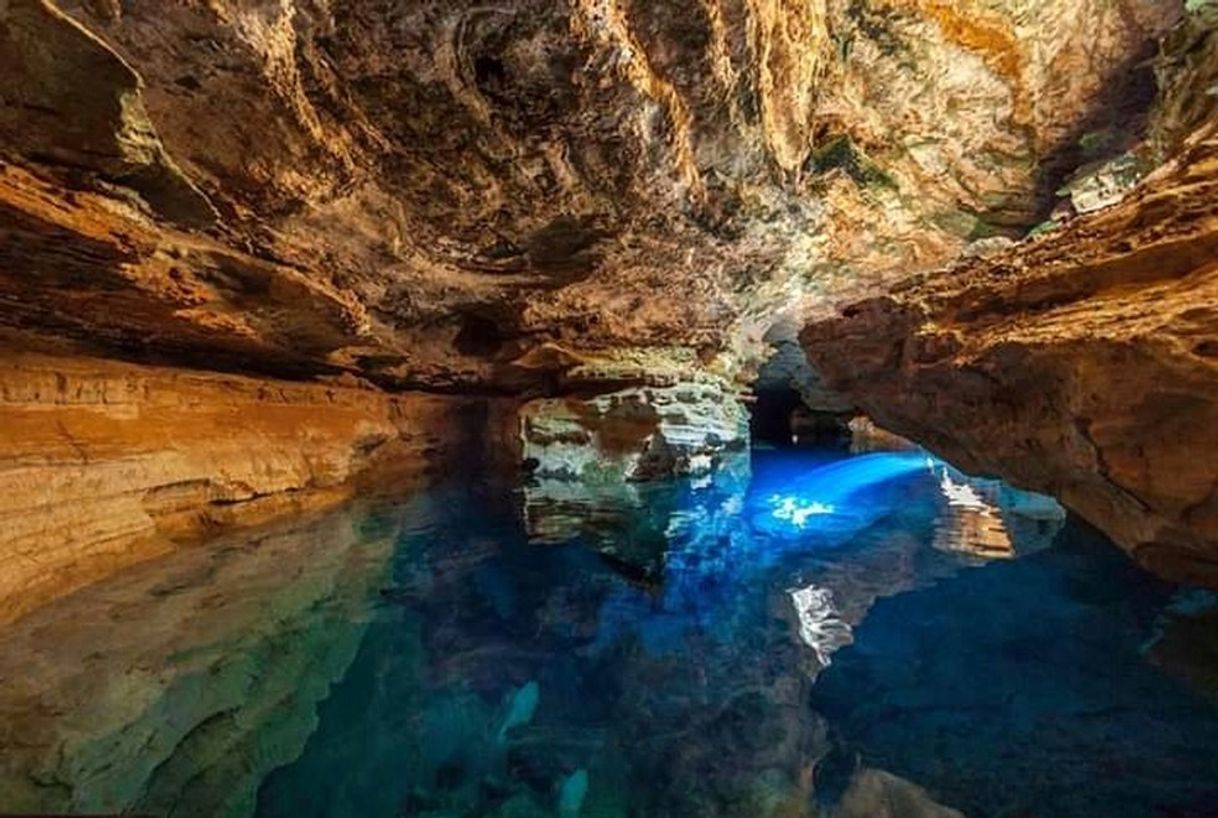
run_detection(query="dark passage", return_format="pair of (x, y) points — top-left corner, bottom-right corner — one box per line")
(749, 387), (852, 448)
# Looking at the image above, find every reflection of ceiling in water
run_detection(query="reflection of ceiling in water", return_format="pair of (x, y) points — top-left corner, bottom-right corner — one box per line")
(932, 469), (1065, 561)
(789, 584), (853, 668)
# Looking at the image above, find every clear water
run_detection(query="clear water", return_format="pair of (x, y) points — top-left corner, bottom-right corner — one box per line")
(2, 448), (1218, 818)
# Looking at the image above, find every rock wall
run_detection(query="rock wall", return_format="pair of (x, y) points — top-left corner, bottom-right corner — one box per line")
(801, 127), (1218, 584)
(0, 349), (467, 622)
(0, 0), (1186, 388)
(520, 382), (749, 482)
(0, 0), (1213, 598)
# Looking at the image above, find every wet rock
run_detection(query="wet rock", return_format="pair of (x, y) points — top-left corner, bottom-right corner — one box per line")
(847, 416), (918, 454)
(0, 350), (469, 621)
(831, 768), (965, 818)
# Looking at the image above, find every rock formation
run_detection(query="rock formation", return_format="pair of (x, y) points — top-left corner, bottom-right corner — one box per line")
(802, 126), (1218, 583)
(0, 0), (1188, 386)
(1, 0), (1217, 610)
(0, 351), (470, 623)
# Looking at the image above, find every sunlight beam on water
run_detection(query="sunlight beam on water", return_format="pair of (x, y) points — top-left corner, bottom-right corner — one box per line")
(754, 452), (938, 538)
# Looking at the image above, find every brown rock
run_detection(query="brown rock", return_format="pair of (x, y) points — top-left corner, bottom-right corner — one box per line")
(802, 128), (1218, 584)
(0, 0), (1213, 614)
(0, 0), (1186, 387)
(0, 349), (468, 623)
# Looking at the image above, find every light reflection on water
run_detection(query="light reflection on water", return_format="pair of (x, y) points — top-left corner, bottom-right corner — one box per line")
(1, 449), (1217, 817)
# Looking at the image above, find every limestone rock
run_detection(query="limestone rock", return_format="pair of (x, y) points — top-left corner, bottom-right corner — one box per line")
(802, 129), (1218, 584)
(0, 0), (1213, 608)
(832, 768), (965, 818)
(0, 350), (467, 622)
(0, 0), (1187, 387)
(520, 381), (749, 482)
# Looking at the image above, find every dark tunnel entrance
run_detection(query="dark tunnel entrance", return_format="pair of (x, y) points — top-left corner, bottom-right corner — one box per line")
(750, 323), (856, 448)
(747, 385), (854, 448)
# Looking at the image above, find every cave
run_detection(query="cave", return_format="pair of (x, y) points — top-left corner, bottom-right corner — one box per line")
(2, 1), (1218, 815)
(749, 386), (807, 446)
(749, 325), (857, 448)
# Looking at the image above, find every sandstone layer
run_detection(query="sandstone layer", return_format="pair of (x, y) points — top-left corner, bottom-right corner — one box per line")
(802, 127), (1218, 584)
(0, 349), (466, 623)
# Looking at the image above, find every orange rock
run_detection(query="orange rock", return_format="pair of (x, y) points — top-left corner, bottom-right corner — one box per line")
(803, 130), (1218, 584)
(0, 351), (465, 623)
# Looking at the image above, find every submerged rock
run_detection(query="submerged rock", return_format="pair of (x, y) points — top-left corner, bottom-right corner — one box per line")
(498, 681), (541, 744)
(831, 768), (965, 818)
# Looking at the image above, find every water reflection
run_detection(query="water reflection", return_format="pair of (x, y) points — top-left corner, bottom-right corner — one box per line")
(0, 448), (1215, 818)
(810, 520), (1218, 817)
(789, 584), (853, 667)
(0, 500), (404, 816)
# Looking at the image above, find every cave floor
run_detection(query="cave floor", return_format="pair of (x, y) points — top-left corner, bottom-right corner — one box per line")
(2, 448), (1217, 818)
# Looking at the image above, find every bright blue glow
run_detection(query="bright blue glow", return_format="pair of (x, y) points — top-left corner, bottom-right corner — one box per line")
(771, 496), (836, 526)
(750, 452), (937, 540)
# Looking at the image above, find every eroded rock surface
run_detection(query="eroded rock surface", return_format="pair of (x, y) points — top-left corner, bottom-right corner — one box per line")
(0, 0), (1189, 388)
(521, 382), (748, 482)
(0, 499), (400, 816)
(0, 349), (467, 622)
(802, 128), (1218, 583)
(0, 0), (1215, 610)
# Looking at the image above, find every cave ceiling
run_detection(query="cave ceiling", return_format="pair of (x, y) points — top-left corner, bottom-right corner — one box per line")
(0, 0), (1197, 392)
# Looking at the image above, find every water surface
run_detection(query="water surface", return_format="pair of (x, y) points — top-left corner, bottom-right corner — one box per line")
(2, 448), (1217, 818)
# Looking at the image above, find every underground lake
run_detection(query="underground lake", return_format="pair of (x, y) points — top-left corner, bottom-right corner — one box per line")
(2, 446), (1217, 818)
(3, 2), (1218, 815)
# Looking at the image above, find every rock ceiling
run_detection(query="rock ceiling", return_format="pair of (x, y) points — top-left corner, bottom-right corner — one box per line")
(0, 0), (1201, 392)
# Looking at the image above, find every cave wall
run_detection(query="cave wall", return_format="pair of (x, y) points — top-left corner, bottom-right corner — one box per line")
(0, 0), (1214, 617)
(0, 0), (1187, 389)
(802, 127), (1218, 584)
(520, 382), (749, 482)
(0, 350), (469, 623)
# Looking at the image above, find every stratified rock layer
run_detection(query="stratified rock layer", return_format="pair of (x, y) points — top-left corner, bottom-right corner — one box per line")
(0, 350), (464, 622)
(521, 382), (748, 482)
(0, 0), (1214, 608)
(802, 129), (1218, 583)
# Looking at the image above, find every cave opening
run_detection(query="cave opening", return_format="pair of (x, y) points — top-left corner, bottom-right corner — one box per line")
(747, 385), (853, 449)
(749, 323), (856, 449)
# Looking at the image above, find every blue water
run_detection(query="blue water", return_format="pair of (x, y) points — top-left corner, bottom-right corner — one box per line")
(251, 450), (1218, 818)
(2, 448), (1218, 817)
